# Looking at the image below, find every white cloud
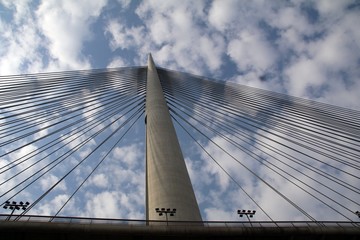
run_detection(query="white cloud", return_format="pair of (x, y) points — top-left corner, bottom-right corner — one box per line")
(204, 207), (234, 221)
(107, 56), (128, 68)
(0, 0), (107, 74)
(316, 80), (360, 109)
(0, 0), (32, 24)
(39, 174), (67, 191)
(112, 144), (142, 169)
(227, 29), (277, 72)
(313, 13), (359, 70)
(89, 173), (109, 188)
(271, 6), (312, 34)
(106, 20), (145, 51)
(208, 0), (240, 31)
(315, 0), (354, 15)
(280, 2), (360, 108)
(84, 191), (143, 218)
(86, 191), (120, 217)
(0, 2), (43, 74)
(117, 0), (131, 9)
(82, 98), (104, 122)
(106, 0), (225, 74)
(36, 0), (107, 70)
(284, 56), (326, 97)
(79, 143), (146, 219)
(32, 194), (71, 215)
(199, 34), (225, 72)
(10, 143), (38, 174)
(60, 130), (96, 157)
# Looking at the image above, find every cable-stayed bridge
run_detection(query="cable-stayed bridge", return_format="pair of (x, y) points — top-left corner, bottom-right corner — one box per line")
(0, 56), (359, 239)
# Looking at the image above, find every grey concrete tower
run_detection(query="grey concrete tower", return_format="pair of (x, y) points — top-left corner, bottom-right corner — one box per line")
(145, 54), (202, 223)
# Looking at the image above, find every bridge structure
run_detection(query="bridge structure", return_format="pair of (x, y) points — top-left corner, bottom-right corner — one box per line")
(0, 55), (359, 238)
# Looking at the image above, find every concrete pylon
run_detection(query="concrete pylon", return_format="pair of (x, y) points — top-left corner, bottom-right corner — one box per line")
(145, 54), (202, 224)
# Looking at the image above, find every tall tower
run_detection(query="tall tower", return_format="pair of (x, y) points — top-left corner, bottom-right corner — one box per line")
(145, 54), (202, 223)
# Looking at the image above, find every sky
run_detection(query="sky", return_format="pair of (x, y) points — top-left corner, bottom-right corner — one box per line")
(0, 0), (360, 222)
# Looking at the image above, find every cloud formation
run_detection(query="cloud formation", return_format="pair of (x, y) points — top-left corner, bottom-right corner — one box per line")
(108, 0), (360, 109)
(0, 0), (107, 74)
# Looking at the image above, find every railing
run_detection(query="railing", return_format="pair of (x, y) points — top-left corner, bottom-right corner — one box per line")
(0, 214), (359, 228)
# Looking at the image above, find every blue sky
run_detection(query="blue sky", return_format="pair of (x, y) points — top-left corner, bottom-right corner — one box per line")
(0, 0), (360, 222)
(1, 0), (359, 108)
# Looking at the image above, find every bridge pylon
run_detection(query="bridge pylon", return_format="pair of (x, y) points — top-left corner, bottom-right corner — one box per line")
(145, 54), (202, 224)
